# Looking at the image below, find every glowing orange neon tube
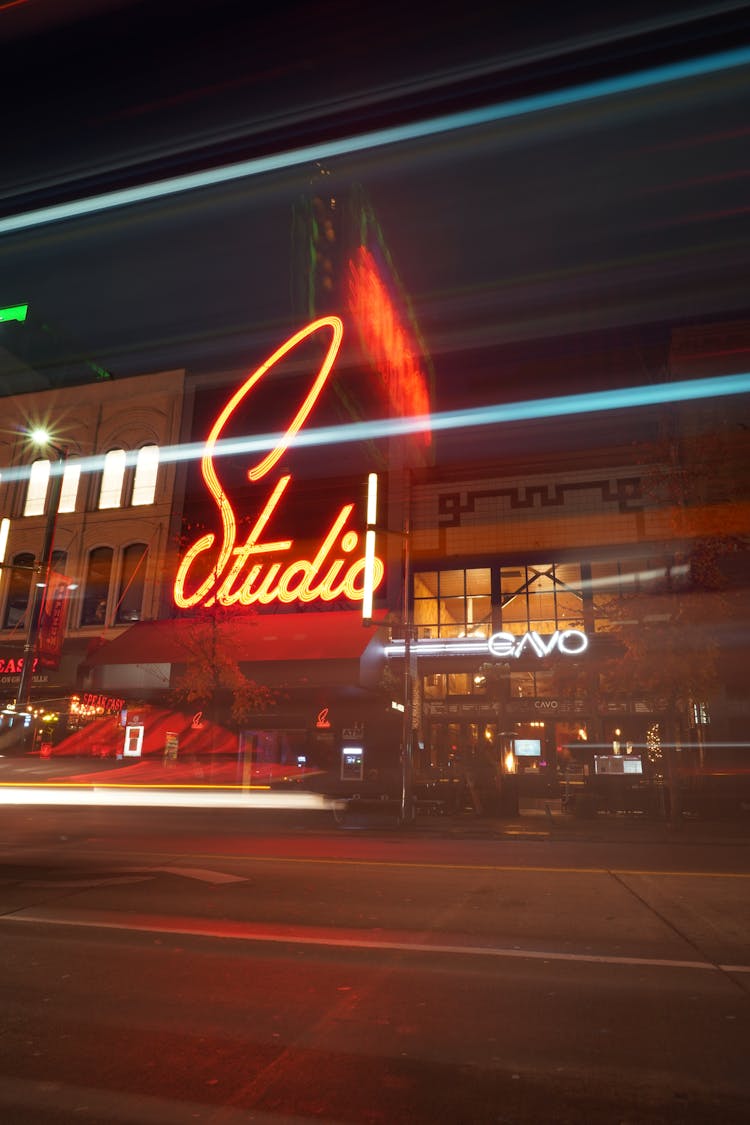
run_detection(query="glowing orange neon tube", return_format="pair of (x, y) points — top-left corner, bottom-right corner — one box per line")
(174, 317), (385, 611)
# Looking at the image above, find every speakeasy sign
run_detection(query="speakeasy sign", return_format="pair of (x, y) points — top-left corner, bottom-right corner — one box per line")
(0, 657), (37, 675)
(173, 317), (385, 610)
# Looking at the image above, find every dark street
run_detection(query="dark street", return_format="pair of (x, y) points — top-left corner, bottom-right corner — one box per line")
(1, 802), (748, 1123)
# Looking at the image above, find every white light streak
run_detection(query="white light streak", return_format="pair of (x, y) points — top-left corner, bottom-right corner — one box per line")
(1, 373), (748, 485)
(0, 786), (344, 812)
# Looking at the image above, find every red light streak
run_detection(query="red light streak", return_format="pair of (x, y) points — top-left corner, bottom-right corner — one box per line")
(348, 245), (431, 445)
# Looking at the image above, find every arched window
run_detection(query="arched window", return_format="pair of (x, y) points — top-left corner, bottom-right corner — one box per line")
(21, 459), (80, 516)
(24, 460), (50, 516)
(59, 461), (82, 513)
(81, 547), (113, 627)
(131, 445), (159, 506)
(115, 543), (148, 623)
(98, 450), (126, 510)
(2, 552), (34, 629)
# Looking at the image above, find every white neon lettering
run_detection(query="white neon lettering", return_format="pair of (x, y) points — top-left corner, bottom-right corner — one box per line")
(558, 629), (589, 655)
(487, 629), (587, 659)
(487, 632), (515, 658)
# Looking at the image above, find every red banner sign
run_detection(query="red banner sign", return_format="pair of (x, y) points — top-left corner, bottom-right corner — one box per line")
(37, 570), (71, 668)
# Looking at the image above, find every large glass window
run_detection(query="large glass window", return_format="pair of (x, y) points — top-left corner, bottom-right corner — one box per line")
(81, 547), (113, 626)
(590, 556), (674, 632)
(98, 450), (126, 510)
(115, 543), (148, 623)
(510, 669), (554, 698)
(2, 551), (34, 629)
(499, 563), (583, 636)
(131, 445), (159, 506)
(422, 671), (488, 699)
(413, 568), (491, 638)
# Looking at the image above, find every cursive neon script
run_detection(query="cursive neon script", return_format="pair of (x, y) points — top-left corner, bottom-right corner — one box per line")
(173, 317), (385, 610)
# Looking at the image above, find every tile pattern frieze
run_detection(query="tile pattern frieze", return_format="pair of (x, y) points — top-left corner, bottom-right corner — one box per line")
(436, 476), (644, 529)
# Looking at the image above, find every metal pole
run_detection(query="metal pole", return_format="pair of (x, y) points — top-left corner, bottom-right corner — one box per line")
(400, 469), (414, 823)
(13, 449), (66, 740)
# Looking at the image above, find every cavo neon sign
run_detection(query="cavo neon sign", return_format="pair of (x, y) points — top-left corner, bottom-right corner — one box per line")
(384, 629), (588, 659)
(174, 317), (385, 610)
(488, 630), (588, 659)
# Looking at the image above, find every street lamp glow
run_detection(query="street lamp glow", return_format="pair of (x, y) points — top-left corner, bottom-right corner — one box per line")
(29, 429), (65, 457)
(29, 430), (68, 463)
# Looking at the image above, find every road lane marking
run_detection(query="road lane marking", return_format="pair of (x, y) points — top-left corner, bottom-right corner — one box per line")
(20, 877), (155, 888)
(182, 853), (750, 879)
(132, 865), (247, 884)
(7, 845), (748, 880)
(3, 907), (748, 974)
(0, 867), (245, 887)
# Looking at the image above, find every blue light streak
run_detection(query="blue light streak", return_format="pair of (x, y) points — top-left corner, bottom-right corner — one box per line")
(1, 46), (749, 236)
(2, 372), (748, 483)
(213, 369), (750, 460)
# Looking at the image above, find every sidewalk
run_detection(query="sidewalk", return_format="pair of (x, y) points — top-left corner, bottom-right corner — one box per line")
(339, 800), (750, 844)
(515, 807), (749, 844)
(2, 757), (748, 844)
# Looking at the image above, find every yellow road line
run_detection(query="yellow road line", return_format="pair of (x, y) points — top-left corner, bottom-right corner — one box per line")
(164, 851), (750, 879)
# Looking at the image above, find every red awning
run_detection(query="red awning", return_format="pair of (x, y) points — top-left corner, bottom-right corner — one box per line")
(86, 610), (387, 667)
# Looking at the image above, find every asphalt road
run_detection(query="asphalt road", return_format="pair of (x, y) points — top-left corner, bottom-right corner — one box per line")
(0, 804), (748, 1124)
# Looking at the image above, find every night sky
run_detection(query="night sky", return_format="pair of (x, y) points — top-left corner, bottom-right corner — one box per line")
(1, 0), (749, 464)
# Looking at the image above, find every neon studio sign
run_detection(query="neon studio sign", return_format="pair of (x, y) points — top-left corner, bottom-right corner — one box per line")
(173, 317), (385, 610)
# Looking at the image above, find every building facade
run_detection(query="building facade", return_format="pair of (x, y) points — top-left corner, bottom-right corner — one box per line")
(0, 369), (185, 747)
(1, 317), (747, 816)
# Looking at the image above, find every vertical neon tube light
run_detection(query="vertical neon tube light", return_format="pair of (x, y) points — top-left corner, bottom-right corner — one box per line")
(0, 518), (9, 566)
(362, 472), (378, 622)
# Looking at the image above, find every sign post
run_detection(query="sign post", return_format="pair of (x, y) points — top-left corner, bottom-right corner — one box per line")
(11, 440), (67, 749)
